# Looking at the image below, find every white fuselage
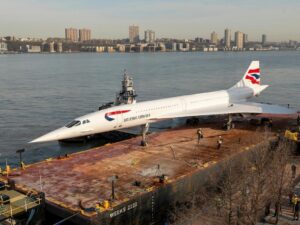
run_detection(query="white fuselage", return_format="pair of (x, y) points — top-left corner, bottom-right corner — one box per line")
(31, 60), (296, 143)
(31, 87), (254, 143)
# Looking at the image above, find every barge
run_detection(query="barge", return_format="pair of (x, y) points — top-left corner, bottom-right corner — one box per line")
(2, 115), (299, 225)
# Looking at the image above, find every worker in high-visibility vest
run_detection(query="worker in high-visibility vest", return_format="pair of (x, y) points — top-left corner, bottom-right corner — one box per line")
(285, 130), (298, 141)
(5, 165), (10, 175)
(217, 136), (223, 149)
(21, 162), (26, 170)
(292, 194), (298, 213)
(197, 128), (203, 144)
(95, 203), (101, 211)
(103, 200), (110, 209)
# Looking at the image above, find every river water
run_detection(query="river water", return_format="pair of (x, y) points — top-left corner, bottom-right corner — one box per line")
(0, 51), (299, 167)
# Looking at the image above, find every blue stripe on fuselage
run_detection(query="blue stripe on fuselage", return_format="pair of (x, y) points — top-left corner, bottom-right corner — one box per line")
(105, 114), (114, 121)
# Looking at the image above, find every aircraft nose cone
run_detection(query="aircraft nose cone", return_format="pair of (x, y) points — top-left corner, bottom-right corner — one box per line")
(29, 134), (56, 143)
(29, 127), (69, 143)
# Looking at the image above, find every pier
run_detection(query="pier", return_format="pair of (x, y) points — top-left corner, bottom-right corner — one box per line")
(0, 188), (42, 223)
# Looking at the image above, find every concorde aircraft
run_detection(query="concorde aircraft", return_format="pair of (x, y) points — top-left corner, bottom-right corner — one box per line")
(30, 61), (295, 145)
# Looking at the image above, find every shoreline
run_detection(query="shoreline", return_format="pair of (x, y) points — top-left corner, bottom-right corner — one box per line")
(1, 49), (300, 55)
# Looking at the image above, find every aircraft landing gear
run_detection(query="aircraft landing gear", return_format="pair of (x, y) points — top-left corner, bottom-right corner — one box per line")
(141, 123), (150, 146)
(226, 114), (234, 130)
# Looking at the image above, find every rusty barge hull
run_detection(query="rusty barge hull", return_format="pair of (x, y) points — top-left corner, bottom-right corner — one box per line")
(6, 117), (296, 225)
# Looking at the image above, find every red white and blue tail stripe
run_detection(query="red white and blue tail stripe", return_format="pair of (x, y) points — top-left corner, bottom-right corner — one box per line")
(230, 61), (264, 90)
(245, 68), (260, 85)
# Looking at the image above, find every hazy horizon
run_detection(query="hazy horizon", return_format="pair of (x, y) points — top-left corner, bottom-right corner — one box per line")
(1, 0), (300, 42)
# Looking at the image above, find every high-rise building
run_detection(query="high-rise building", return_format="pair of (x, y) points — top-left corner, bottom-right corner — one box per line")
(195, 37), (204, 43)
(172, 43), (177, 51)
(49, 42), (55, 53)
(243, 33), (248, 45)
(210, 31), (218, 45)
(57, 42), (63, 53)
(0, 41), (7, 52)
(129, 25), (139, 43)
(144, 30), (155, 43)
(235, 31), (244, 49)
(79, 29), (91, 42)
(224, 28), (231, 48)
(262, 34), (267, 45)
(65, 28), (78, 42)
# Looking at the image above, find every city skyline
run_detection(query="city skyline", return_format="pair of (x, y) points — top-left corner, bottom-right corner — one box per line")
(1, 0), (300, 41)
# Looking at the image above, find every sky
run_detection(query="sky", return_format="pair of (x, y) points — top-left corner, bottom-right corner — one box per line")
(1, 0), (300, 42)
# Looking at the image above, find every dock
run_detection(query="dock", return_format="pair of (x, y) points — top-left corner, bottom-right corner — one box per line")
(2, 116), (299, 225)
(0, 189), (42, 222)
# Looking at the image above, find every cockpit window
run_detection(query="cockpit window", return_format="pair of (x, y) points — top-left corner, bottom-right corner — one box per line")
(65, 120), (81, 128)
(82, 119), (90, 124)
(74, 121), (81, 126)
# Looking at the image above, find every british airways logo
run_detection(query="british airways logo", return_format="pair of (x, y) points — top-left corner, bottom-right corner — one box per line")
(105, 110), (131, 121)
(245, 68), (260, 85)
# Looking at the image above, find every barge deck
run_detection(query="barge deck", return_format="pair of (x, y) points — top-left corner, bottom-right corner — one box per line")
(3, 116), (299, 224)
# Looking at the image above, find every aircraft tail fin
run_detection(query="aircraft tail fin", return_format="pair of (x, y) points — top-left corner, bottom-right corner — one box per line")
(231, 61), (261, 89)
(230, 61), (268, 95)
